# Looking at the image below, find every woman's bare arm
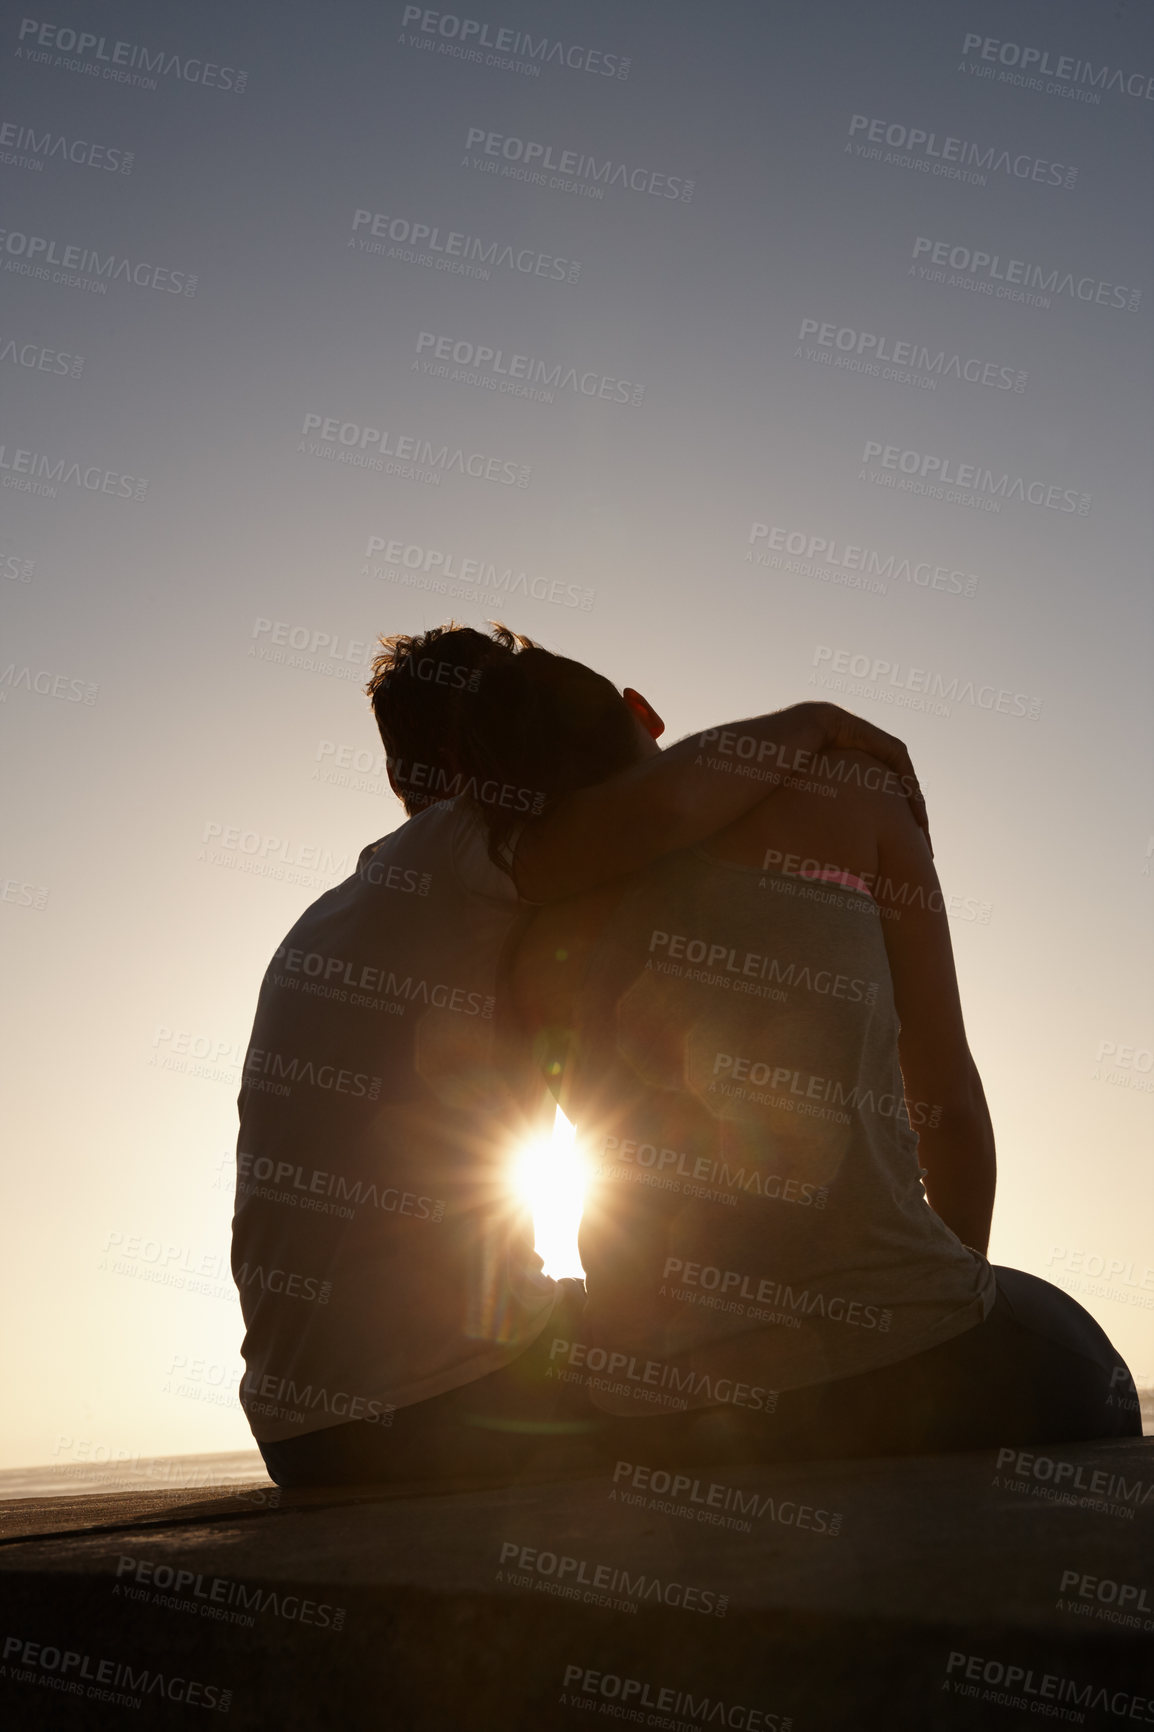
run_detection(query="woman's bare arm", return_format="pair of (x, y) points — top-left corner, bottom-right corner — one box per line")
(874, 789), (996, 1253)
(514, 701), (928, 902)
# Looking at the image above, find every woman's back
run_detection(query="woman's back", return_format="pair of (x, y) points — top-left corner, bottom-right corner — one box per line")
(516, 748), (997, 1417)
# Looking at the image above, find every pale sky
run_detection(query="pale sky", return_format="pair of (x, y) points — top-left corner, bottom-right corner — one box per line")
(1, 0), (1151, 1470)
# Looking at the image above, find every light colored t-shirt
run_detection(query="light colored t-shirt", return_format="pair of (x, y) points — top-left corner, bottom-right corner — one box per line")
(565, 849), (997, 1416)
(231, 798), (555, 1443)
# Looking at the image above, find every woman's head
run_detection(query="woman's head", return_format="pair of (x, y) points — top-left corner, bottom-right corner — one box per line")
(366, 621), (663, 861)
(462, 646), (662, 860)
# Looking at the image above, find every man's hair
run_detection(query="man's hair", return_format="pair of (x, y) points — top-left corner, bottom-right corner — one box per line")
(366, 622), (536, 815)
(366, 622), (642, 866)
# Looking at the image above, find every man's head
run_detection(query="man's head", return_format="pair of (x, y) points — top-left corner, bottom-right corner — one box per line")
(366, 622), (663, 848)
(367, 622), (534, 814)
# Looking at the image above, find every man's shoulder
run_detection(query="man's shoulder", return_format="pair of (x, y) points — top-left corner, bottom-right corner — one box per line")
(357, 799), (465, 873)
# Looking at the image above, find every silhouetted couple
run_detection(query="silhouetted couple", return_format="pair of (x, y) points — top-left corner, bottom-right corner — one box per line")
(231, 624), (1140, 1488)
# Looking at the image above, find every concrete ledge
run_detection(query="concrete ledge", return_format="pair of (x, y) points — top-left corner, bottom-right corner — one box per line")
(1, 1438), (1151, 1729)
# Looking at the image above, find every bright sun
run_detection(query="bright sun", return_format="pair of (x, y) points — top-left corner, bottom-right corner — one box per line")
(512, 1106), (586, 1280)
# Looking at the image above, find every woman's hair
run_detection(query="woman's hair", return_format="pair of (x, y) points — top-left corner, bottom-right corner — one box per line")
(462, 646), (642, 869)
(366, 622), (642, 869)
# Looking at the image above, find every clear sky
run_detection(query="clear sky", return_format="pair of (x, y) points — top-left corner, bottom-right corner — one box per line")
(1, 0), (1151, 1470)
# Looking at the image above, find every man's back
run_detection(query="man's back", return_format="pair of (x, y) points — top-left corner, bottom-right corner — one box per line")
(516, 752), (995, 1416)
(233, 798), (555, 1442)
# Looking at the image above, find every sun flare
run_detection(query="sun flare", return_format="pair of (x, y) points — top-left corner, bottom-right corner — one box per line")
(513, 1106), (586, 1280)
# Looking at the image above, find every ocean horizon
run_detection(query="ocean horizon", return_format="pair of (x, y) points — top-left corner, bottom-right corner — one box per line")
(3, 1390), (1152, 1503)
(0, 1449), (273, 1504)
